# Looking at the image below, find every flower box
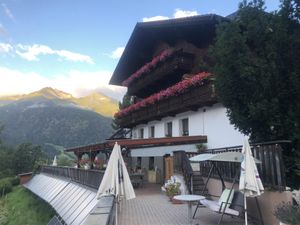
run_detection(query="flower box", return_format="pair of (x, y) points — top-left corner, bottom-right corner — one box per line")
(117, 79), (217, 128)
(127, 50), (194, 97)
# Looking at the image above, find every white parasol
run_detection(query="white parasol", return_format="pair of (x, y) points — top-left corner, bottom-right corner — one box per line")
(239, 139), (264, 225)
(96, 142), (135, 224)
(52, 155), (57, 166)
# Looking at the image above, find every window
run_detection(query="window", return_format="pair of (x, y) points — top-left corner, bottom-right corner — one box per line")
(181, 118), (189, 136)
(139, 128), (144, 139)
(165, 122), (172, 137)
(149, 157), (154, 170)
(137, 157), (142, 169)
(132, 130), (137, 139)
(149, 126), (155, 138)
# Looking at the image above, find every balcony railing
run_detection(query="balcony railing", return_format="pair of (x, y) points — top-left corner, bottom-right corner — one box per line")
(127, 50), (194, 98)
(183, 140), (289, 191)
(40, 165), (104, 189)
(119, 81), (217, 128)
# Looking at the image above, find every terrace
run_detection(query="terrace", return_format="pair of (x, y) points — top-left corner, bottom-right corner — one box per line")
(31, 140), (290, 225)
(118, 183), (248, 225)
(32, 167), (248, 225)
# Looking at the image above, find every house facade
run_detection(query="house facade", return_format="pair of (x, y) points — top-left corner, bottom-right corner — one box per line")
(109, 15), (245, 180)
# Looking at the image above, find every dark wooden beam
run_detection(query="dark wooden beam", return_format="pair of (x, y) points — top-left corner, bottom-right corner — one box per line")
(65, 135), (207, 154)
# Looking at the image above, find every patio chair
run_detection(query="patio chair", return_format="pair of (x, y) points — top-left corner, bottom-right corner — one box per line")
(193, 188), (244, 225)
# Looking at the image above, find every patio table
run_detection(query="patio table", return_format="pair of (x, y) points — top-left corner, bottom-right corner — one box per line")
(173, 194), (205, 225)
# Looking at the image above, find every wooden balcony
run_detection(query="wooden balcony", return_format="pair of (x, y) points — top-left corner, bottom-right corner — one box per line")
(127, 50), (194, 98)
(119, 81), (217, 128)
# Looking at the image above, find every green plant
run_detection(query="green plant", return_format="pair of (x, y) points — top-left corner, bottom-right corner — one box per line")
(9, 176), (20, 186)
(2, 176), (20, 186)
(0, 179), (12, 196)
(165, 182), (181, 198)
(196, 143), (207, 153)
(0, 202), (8, 225)
(274, 202), (300, 225)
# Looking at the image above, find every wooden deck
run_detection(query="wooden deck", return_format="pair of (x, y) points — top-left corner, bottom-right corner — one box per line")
(119, 183), (248, 225)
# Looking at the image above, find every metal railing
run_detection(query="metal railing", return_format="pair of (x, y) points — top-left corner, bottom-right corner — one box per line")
(40, 165), (104, 189)
(173, 150), (194, 193)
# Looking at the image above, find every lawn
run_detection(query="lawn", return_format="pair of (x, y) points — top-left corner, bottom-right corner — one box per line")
(0, 186), (55, 225)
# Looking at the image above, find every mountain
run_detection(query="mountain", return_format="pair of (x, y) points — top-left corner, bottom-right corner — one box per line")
(0, 87), (119, 156)
(72, 92), (118, 117)
(0, 87), (119, 117)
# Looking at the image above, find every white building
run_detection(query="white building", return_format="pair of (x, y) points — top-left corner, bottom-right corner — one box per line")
(109, 14), (245, 180)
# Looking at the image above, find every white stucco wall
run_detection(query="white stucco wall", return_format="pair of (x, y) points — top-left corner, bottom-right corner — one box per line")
(132, 103), (246, 151)
(131, 144), (198, 157)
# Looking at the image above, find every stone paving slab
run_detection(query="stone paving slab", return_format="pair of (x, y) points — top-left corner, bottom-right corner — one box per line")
(119, 183), (250, 225)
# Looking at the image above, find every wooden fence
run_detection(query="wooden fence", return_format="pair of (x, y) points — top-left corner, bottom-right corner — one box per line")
(40, 165), (104, 189)
(179, 141), (290, 191)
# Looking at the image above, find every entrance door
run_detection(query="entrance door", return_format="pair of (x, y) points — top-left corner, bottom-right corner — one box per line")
(164, 156), (174, 180)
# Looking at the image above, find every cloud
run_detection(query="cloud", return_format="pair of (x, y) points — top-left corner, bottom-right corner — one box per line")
(173, 9), (198, 18)
(142, 8), (198, 22)
(15, 44), (54, 61)
(0, 43), (13, 53)
(55, 50), (94, 64)
(0, 24), (7, 36)
(1, 43), (94, 64)
(1, 3), (15, 21)
(142, 16), (169, 22)
(110, 47), (125, 59)
(0, 66), (126, 100)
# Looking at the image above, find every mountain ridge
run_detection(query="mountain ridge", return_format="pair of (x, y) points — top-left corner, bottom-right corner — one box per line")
(0, 87), (119, 117)
(0, 87), (118, 157)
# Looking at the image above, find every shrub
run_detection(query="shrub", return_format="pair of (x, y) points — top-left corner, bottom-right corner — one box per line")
(0, 204), (8, 225)
(9, 176), (20, 186)
(0, 179), (12, 196)
(274, 202), (300, 225)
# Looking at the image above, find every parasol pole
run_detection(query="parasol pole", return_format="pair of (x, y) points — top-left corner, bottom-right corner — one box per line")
(244, 194), (248, 225)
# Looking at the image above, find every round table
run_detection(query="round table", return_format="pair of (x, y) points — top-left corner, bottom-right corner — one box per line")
(173, 194), (205, 225)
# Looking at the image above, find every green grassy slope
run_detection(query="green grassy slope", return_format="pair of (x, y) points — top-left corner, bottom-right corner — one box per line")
(0, 186), (55, 225)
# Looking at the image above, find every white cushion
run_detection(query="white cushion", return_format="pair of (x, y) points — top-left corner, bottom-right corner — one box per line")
(200, 199), (240, 216)
(218, 189), (234, 210)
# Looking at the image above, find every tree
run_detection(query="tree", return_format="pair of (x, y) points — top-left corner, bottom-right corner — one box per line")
(210, 0), (300, 187)
(111, 93), (132, 130)
(57, 154), (73, 167)
(0, 123), (4, 145)
(13, 143), (46, 174)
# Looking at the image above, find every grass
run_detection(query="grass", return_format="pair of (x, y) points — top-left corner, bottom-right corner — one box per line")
(0, 186), (55, 225)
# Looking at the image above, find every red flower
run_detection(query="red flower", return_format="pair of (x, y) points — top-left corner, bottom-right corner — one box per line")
(116, 72), (211, 118)
(122, 48), (175, 87)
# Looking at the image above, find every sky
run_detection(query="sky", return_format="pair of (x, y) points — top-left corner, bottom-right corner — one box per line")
(0, 0), (281, 100)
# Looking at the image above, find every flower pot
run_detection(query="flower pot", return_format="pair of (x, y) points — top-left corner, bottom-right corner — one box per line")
(171, 197), (183, 204)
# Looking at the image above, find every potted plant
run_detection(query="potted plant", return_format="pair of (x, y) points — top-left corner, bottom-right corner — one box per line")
(165, 182), (181, 203)
(274, 202), (300, 225)
(196, 143), (207, 153)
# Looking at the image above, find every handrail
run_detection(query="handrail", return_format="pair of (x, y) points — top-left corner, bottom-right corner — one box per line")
(173, 150), (194, 194)
(40, 165), (104, 189)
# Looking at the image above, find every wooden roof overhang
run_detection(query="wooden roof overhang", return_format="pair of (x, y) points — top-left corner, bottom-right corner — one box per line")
(65, 135), (207, 154)
(110, 14), (226, 86)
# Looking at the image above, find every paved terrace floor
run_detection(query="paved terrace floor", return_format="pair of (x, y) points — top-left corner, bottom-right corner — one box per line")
(119, 183), (250, 225)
